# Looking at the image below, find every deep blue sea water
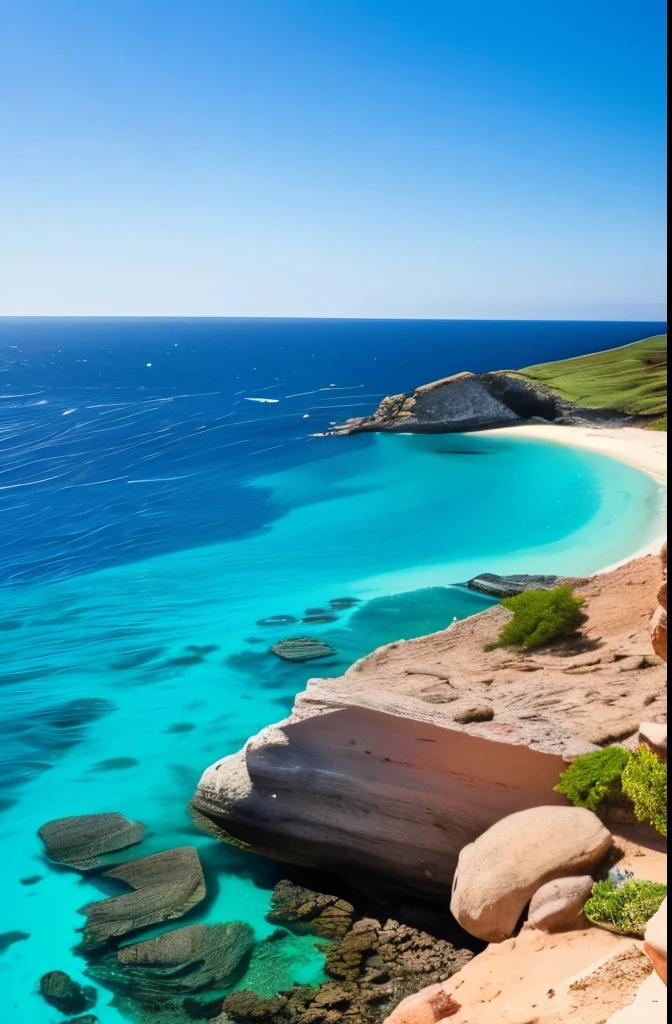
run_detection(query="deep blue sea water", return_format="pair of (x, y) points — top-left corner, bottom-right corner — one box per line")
(0, 318), (667, 1023)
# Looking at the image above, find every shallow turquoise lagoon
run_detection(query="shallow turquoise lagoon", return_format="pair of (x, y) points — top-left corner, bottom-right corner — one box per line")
(0, 432), (666, 1023)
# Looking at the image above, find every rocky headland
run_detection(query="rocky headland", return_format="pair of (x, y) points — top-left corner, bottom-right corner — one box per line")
(324, 335), (667, 436)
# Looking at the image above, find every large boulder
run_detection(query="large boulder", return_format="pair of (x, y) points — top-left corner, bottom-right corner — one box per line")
(644, 897), (667, 985)
(526, 874), (594, 932)
(38, 813), (145, 870)
(79, 846), (205, 948)
(450, 806), (612, 942)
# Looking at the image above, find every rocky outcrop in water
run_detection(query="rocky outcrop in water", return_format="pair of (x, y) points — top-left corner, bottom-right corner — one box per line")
(39, 970), (96, 1015)
(79, 846), (205, 948)
(326, 371), (631, 435)
(220, 894), (473, 1024)
(269, 637), (338, 662)
(88, 922), (255, 1004)
(267, 879), (355, 939)
(464, 571), (566, 598)
(38, 813), (145, 871)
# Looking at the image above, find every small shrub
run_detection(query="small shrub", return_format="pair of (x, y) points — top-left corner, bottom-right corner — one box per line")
(554, 746), (632, 812)
(495, 585), (586, 650)
(621, 746), (667, 836)
(584, 878), (667, 937)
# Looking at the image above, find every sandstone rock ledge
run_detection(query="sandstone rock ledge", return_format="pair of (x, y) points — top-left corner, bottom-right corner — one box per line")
(193, 556), (666, 896)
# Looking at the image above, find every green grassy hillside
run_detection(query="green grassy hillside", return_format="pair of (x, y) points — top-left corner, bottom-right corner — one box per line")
(512, 334), (667, 429)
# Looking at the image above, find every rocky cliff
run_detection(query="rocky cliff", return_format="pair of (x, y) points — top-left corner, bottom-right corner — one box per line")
(193, 556), (666, 897)
(326, 371), (633, 436)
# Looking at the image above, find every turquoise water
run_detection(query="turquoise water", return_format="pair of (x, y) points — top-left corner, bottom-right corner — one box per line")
(0, 430), (666, 1022)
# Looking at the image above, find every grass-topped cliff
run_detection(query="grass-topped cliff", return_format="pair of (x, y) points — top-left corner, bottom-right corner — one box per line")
(513, 334), (667, 430)
(329, 333), (668, 434)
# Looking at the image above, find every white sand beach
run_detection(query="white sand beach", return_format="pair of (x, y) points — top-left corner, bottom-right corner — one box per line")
(479, 424), (668, 567)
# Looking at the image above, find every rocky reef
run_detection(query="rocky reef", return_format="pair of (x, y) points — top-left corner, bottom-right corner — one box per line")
(325, 370), (633, 436)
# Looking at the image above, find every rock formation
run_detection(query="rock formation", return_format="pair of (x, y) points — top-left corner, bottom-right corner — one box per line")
(267, 879), (355, 939)
(38, 812), (145, 870)
(38, 970), (96, 1015)
(464, 571), (564, 598)
(449, 807), (612, 942)
(326, 371), (632, 436)
(79, 846), (205, 948)
(220, 890), (473, 1024)
(193, 557), (665, 896)
(88, 922), (255, 1003)
(269, 637), (338, 662)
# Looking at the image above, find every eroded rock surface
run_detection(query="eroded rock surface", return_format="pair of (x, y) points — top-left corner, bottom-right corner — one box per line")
(39, 970), (96, 1015)
(38, 813), (145, 870)
(221, 910), (472, 1024)
(88, 922), (254, 1003)
(267, 879), (354, 939)
(79, 846), (205, 948)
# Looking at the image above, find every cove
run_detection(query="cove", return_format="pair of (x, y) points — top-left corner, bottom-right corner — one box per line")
(0, 431), (666, 1024)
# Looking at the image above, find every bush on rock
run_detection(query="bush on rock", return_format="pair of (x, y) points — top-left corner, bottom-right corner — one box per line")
(554, 747), (632, 813)
(621, 746), (667, 836)
(492, 585), (586, 650)
(584, 878), (667, 937)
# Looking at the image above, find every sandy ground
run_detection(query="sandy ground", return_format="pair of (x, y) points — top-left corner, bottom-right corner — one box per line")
(477, 424), (667, 566)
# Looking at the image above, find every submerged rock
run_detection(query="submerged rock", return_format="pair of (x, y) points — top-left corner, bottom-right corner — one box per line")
(221, 912), (472, 1024)
(39, 970), (96, 1015)
(38, 812), (145, 870)
(302, 613), (338, 624)
(450, 806), (613, 942)
(89, 922), (254, 1004)
(0, 931), (29, 954)
(256, 614), (298, 627)
(267, 879), (354, 939)
(329, 597), (361, 610)
(269, 637), (338, 662)
(79, 846), (205, 948)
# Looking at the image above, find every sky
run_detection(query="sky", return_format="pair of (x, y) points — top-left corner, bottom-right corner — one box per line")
(0, 0), (667, 319)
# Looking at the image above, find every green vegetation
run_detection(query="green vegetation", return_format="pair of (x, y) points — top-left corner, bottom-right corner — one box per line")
(512, 334), (667, 425)
(584, 878), (667, 937)
(554, 746), (631, 812)
(491, 585), (586, 650)
(622, 746), (667, 836)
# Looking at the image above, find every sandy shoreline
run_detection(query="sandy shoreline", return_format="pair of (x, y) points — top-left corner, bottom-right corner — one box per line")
(476, 424), (667, 568)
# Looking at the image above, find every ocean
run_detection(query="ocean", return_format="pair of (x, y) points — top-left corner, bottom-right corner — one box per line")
(0, 317), (667, 1023)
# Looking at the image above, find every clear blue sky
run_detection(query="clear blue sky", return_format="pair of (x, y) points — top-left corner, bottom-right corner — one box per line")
(0, 0), (666, 318)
